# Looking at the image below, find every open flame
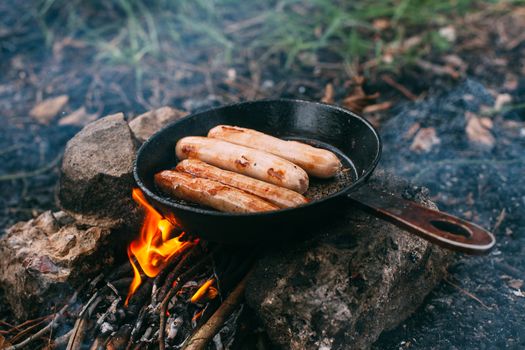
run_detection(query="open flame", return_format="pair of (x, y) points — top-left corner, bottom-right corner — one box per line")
(190, 278), (218, 304)
(125, 188), (197, 306)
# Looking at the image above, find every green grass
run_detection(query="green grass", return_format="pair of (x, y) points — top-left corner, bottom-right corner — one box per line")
(33, 0), (518, 74)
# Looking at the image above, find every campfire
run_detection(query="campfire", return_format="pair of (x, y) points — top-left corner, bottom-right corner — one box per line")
(18, 189), (253, 349)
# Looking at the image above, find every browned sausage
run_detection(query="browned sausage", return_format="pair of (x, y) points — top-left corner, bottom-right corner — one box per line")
(175, 136), (309, 193)
(208, 125), (342, 178)
(154, 170), (278, 213)
(176, 159), (308, 208)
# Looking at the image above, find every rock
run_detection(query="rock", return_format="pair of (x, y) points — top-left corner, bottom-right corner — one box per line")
(58, 113), (138, 227)
(245, 171), (453, 350)
(129, 106), (188, 143)
(0, 211), (114, 319)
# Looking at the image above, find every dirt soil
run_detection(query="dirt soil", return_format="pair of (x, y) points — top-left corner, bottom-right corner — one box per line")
(0, 2), (524, 349)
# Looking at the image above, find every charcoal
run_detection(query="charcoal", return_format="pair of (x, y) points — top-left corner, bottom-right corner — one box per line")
(128, 106), (188, 143)
(245, 170), (453, 350)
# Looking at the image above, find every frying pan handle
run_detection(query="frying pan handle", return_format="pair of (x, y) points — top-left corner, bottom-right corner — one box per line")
(348, 187), (495, 254)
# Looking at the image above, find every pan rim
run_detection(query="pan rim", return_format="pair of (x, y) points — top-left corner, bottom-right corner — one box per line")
(133, 98), (382, 217)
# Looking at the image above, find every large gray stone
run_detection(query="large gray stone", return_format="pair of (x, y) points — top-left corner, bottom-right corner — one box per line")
(58, 113), (138, 227)
(0, 211), (113, 319)
(129, 106), (188, 143)
(245, 171), (453, 350)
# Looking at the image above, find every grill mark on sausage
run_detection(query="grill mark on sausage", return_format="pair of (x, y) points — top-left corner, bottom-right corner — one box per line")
(235, 155), (250, 168)
(267, 168), (285, 181)
(207, 185), (229, 196)
(181, 144), (195, 156)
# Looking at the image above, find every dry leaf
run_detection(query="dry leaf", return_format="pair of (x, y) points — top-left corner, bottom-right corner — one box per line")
(342, 77), (379, 113)
(494, 93), (512, 111)
(321, 83), (334, 104)
(410, 127), (440, 153)
(443, 54), (466, 69)
(465, 111), (495, 147)
(30, 95), (69, 124)
(58, 107), (98, 127)
(363, 101), (392, 113)
(508, 279), (524, 290)
(403, 122), (421, 140)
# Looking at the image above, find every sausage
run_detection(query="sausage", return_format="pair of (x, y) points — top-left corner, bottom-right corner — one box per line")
(176, 159), (308, 208)
(175, 136), (309, 193)
(154, 170), (278, 213)
(208, 125), (342, 178)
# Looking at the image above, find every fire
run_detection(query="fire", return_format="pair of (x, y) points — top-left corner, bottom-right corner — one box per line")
(190, 278), (218, 304)
(125, 188), (196, 306)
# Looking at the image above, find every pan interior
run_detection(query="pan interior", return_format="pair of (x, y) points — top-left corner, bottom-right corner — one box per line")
(283, 137), (357, 201)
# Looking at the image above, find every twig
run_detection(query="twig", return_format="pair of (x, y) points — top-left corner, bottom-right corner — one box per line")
(494, 261), (523, 279)
(444, 278), (490, 309)
(381, 75), (418, 101)
(1, 315), (50, 336)
(65, 318), (88, 350)
(50, 329), (73, 349)
(125, 304), (149, 350)
(0, 144), (24, 156)
(7, 317), (51, 344)
(0, 153), (62, 182)
(5, 290), (78, 350)
(67, 296), (102, 350)
(415, 59), (460, 79)
(158, 246), (200, 302)
(159, 255), (213, 350)
(96, 297), (120, 329)
(182, 269), (253, 350)
(492, 208), (506, 233)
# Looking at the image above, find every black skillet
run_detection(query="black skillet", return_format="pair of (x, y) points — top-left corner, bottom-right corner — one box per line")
(134, 99), (495, 254)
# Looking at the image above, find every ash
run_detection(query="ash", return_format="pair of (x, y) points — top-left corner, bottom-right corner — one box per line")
(375, 80), (525, 349)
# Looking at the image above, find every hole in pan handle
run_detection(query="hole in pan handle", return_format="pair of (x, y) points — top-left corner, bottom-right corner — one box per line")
(347, 187), (496, 254)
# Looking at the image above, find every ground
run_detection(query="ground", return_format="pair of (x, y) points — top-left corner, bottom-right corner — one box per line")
(0, 1), (524, 349)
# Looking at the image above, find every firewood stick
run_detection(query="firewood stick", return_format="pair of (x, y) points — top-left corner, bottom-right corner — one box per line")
(65, 317), (88, 350)
(47, 329), (73, 349)
(125, 304), (149, 350)
(157, 245), (200, 303)
(159, 254), (213, 350)
(67, 296), (101, 350)
(182, 269), (253, 350)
